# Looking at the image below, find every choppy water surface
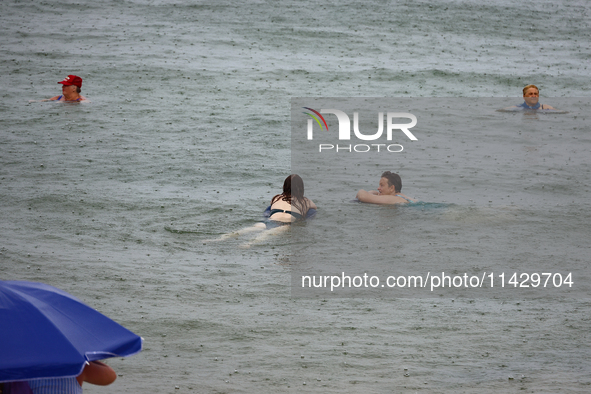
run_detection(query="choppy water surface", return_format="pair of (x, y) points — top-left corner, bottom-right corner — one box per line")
(1, 0), (591, 392)
(290, 98), (591, 301)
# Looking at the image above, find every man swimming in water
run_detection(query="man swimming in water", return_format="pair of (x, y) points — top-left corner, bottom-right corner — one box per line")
(356, 171), (416, 205)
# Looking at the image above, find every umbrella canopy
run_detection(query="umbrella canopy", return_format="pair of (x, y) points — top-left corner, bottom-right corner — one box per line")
(0, 280), (143, 383)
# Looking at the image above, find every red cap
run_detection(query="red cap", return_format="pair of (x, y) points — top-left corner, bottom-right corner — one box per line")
(58, 75), (82, 88)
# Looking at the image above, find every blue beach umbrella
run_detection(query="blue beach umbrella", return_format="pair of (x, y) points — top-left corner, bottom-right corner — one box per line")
(0, 280), (143, 383)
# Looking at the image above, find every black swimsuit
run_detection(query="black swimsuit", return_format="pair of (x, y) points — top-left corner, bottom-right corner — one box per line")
(268, 209), (303, 219)
(262, 206), (316, 229)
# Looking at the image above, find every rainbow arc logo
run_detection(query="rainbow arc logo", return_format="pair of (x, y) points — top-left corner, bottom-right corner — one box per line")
(302, 107), (328, 131)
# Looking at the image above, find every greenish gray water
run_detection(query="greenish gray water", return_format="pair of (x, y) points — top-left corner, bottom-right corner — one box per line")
(1, 0), (590, 392)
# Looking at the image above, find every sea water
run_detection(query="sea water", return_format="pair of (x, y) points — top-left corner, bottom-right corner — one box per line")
(1, 0), (590, 392)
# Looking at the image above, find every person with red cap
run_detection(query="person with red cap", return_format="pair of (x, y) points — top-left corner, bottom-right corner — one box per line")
(30, 75), (88, 103)
(49, 75), (87, 102)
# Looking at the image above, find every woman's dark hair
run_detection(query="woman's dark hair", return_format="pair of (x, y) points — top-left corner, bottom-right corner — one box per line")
(271, 174), (309, 216)
(76, 87), (81, 93)
(381, 171), (402, 193)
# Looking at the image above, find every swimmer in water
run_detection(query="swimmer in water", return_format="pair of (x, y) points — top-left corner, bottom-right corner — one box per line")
(356, 171), (416, 205)
(204, 174), (317, 246)
(29, 75), (88, 103)
(501, 84), (556, 111)
(265, 174), (317, 225)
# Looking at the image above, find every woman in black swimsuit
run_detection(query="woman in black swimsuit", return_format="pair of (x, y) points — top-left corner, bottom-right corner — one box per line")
(204, 174), (317, 245)
(268, 174), (317, 223)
